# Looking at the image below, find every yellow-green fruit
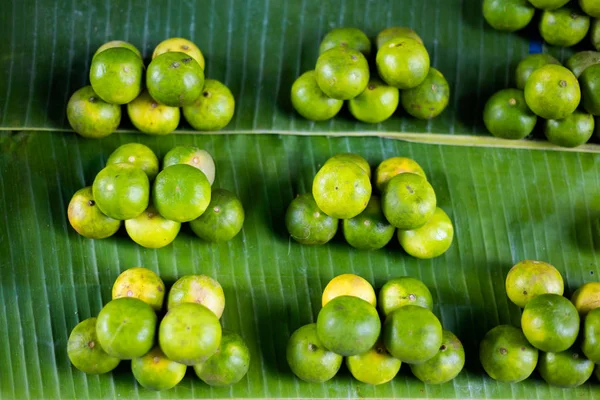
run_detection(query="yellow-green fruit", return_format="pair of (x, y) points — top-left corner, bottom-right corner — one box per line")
(346, 343), (401, 385)
(376, 27), (423, 49)
(505, 260), (564, 308)
(67, 186), (121, 239)
(401, 67), (450, 120)
(524, 64), (580, 120)
(348, 79), (399, 123)
(376, 37), (430, 89)
(324, 153), (370, 175)
(539, 5), (590, 47)
(398, 207), (454, 259)
(125, 206), (181, 249)
(66, 86), (121, 139)
(571, 282), (600, 316)
(545, 110), (595, 147)
(528, 0), (570, 10)
(375, 157), (426, 192)
(106, 143), (159, 181)
(163, 145), (216, 185)
(182, 79), (235, 131)
(538, 348), (594, 388)
(167, 275), (225, 318)
(410, 330), (465, 384)
(319, 27), (372, 56)
(382, 172), (436, 230)
(483, 0), (535, 32)
(111, 267), (166, 311)
(89, 47), (143, 104)
(580, 0), (600, 18)
(291, 71), (343, 121)
(93, 40), (142, 59)
(152, 37), (205, 70)
(193, 330), (251, 386)
(321, 273), (376, 307)
(515, 53), (561, 90)
(582, 308), (600, 362)
(483, 89), (537, 140)
(315, 46), (370, 100)
(67, 318), (120, 374)
(131, 346), (187, 391)
(593, 19), (600, 50)
(92, 163), (150, 220)
(127, 90), (180, 135)
(378, 276), (434, 316)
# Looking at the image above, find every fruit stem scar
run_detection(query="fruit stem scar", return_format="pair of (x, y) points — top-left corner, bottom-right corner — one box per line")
(88, 200), (95, 206)
(559, 80), (567, 87)
(170, 62), (180, 69)
(214, 206), (221, 213)
(182, 58), (192, 64)
(408, 294), (416, 301)
(203, 91), (211, 98)
(440, 344), (447, 351)
(153, 356), (160, 364)
(151, 102), (158, 108)
(88, 96), (96, 103)
(499, 347), (507, 355)
(308, 343), (317, 352)
(406, 185), (414, 194)
(508, 98), (516, 106)
(127, 290), (133, 296)
(313, 211), (320, 218)
(181, 45), (189, 50)
(368, 84), (375, 90)
(351, 55), (357, 61)
(88, 341), (95, 349)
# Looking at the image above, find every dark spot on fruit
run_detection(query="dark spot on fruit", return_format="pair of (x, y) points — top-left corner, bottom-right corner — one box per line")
(412, 104), (421, 109)
(521, 347), (526, 351)
(499, 347), (507, 355)
(147, 212), (155, 218)
(341, 41), (348, 47)
(151, 102), (158, 108)
(308, 343), (317, 352)
(351, 55), (357, 61)
(181, 45), (190, 50)
(376, 347), (385, 354)
(203, 91), (211, 98)
(394, 43), (403, 47)
(153, 356), (160, 364)
(429, 107), (435, 111)
(406, 185), (414, 194)
(88, 200), (95, 206)
(571, 12), (578, 20)
(182, 57), (192, 64)
(559, 80), (567, 87)
(368, 84), (375, 90)
(408, 294), (416, 301)
(186, 326), (190, 331)
(170, 61), (180, 69)
(88, 341), (95, 349)
(88, 96), (96, 103)
(591, 271), (594, 275)
(335, 186), (338, 190)
(157, 285), (163, 292)
(508, 98), (517, 106)
(440, 344), (447, 351)
(523, 290), (527, 295)
(573, 352), (580, 359)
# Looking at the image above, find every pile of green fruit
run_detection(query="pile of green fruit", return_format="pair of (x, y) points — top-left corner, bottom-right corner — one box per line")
(67, 267), (250, 391)
(67, 38), (235, 138)
(287, 273), (465, 385)
(483, 0), (599, 49)
(67, 143), (244, 248)
(480, 260), (600, 387)
(484, 51), (600, 147)
(291, 26), (450, 123)
(285, 153), (454, 259)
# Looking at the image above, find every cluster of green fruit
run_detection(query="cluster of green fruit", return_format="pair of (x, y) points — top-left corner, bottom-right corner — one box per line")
(484, 51), (600, 147)
(483, 0), (600, 49)
(291, 26), (450, 123)
(287, 274), (465, 385)
(285, 153), (454, 259)
(67, 143), (244, 248)
(67, 267), (250, 391)
(67, 38), (235, 139)
(480, 260), (600, 388)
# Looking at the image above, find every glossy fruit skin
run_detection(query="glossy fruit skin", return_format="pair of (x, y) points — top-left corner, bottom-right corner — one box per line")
(92, 163), (150, 220)
(382, 172), (436, 230)
(545, 110), (595, 147)
(505, 260), (564, 308)
(193, 330), (250, 386)
(131, 346), (187, 391)
(580, 0), (600, 18)
(515, 53), (561, 90)
(112, 267), (166, 311)
(376, 37), (430, 89)
(325, 153), (370, 176)
(67, 318), (120, 374)
(315, 47), (370, 100)
(375, 157), (426, 192)
(106, 143), (159, 181)
(67, 186), (121, 239)
(159, 303), (222, 365)
(285, 193), (338, 245)
(342, 196), (396, 250)
(346, 342), (401, 385)
(291, 71), (343, 121)
(538, 348), (594, 388)
(410, 330), (465, 384)
(398, 207), (454, 259)
(316, 296), (381, 356)
(582, 308), (600, 362)
(147, 52), (204, 107)
(528, 0), (570, 10)
(163, 145), (216, 185)
(96, 298), (157, 359)
(479, 325), (538, 383)
(483, 89), (537, 140)
(152, 37), (205, 70)
(378, 276), (434, 316)
(566, 51), (600, 78)
(376, 27), (423, 49)
(167, 275), (225, 318)
(593, 19), (600, 51)
(483, 0), (535, 32)
(286, 323), (342, 383)
(521, 293), (579, 353)
(89, 47), (143, 104)
(183, 79), (235, 131)
(319, 27), (372, 56)
(524, 64), (580, 120)
(571, 282), (600, 316)
(67, 86), (121, 139)
(190, 188), (244, 242)
(125, 206), (181, 249)
(348, 79), (399, 123)
(401, 68), (450, 120)
(321, 274), (377, 307)
(127, 90), (181, 135)
(383, 305), (442, 364)
(539, 5), (590, 47)
(580, 64), (600, 115)
(94, 40), (142, 59)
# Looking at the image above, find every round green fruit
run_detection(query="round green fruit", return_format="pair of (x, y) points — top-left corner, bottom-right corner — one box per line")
(285, 193), (338, 245)
(67, 317), (120, 374)
(505, 260), (564, 308)
(125, 206), (181, 248)
(167, 274), (225, 319)
(342, 195), (395, 250)
(67, 186), (121, 239)
(190, 188), (244, 242)
(566, 51), (600, 78)
(376, 27), (423, 49)
(131, 346), (187, 391)
(398, 207), (454, 259)
(528, 0), (570, 10)
(539, 5), (590, 47)
(92, 163), (150, 220)
(319, 27), (371, 56)
(593, 19), (600, 50)
(582, 308), (600, 362)
(93, 40), (142, 60)
(483, 89), (537, 140)
(348, 79), (399, 123)
(375, 157), (426, 192)
(127, 90), (181, 135)
(545, 110), (595, 147)
(376, 37), (430, 89)
(580, 0), (600, 18)
(410, 330), (465, 384)
(147, 52), (204, 107)
(112, 267), (166, 311)
(193, 330), (250, 386)
(291, 70), (343, 121)
(89, 47), (143, 104)
(106, 143), (159, 181)
(378, 276), (434, 316)
(538, 348), (594, 388)
(580, 64), (600, 115)
(182, 79), (235, 131)
(515, 53), (561, 90)
(483, 0), (535, 32)
(382, 172), (436, 230)
(315, 46), (370, 100)
(401, 67), (449, 119)
(324, 153), (370, 175)
(153, 37), (205, 70)
(163, 145), (216, 185)
(524, 64), (580, 120)
(66, 86), (121, 139)
(346, 342), (401, 385)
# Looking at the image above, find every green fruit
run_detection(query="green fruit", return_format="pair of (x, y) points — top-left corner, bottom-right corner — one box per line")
(66, 86), (121, 139)
(593, 19), (600, 50)
(67, 318), (120, 374)
(376, 27), (423, 49)
(483, 0), (535, 32)
(96, 298), (157, 359)
(112, 267), (166, 311)
(159, 303), (222, 365)
(167, 275), (225, 318)
(182, 79), (235, 131)
(382, 172), (436, 230)
(383, 305), (442, 364)
(524, 64), (580, 120)
(398, 207), (454, 259)
(147, 52), (204, 107)
(342, 195), (395, 250)
(131, 346), (187, 391)
(152, 37), (205, 70)
(580, 64), (600, 115)
(125, 205), (181, 248)
(580, 0), (600, 18)
(375, 157), (427, 192)
(346, 342), (401, 385)
(127, 90), (181, 135)
(316, 296), (381, 356)
(93, 40), (142, 60)
(521, 293), (579, 353)
(319, 27), (371, 56)
(193, 330), (250, 386)
(545, 110), (595, 147)
(92, 163), (150, 220)
(566, 51), (600, 78)
(539, 5), (590, 47)
(483, 89), (537, 140)
(315, 47), (369, 100)
(285, 193), (338, 245)
(325, 153), (370, 175)
(582, 308), (600, 362)
(190, 188), (245, 242)
(152, 164), (211, 223)
(376, 37), (430, 89)
(89, 47), (143, 104)
(321, 274), (377, 307)
(538, 348), (594, 388)
(67, 187), (121, 239)
(401, 67), (450, 120)
(291, 71), (343, 121)
(528, 0), (570, 10)
(312, 160), (372, 219)
(106, 143), (159, 181)
(410, 330), (465, 384)
(163, 145), (216, 185)
(286, 323), (343, 383)
(479, 325), (538, 383)
(378, 276), (434, 316)
(515, 53), (561, 90)
(505, 260), (564, 308)
(348, 79), (399, 123)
